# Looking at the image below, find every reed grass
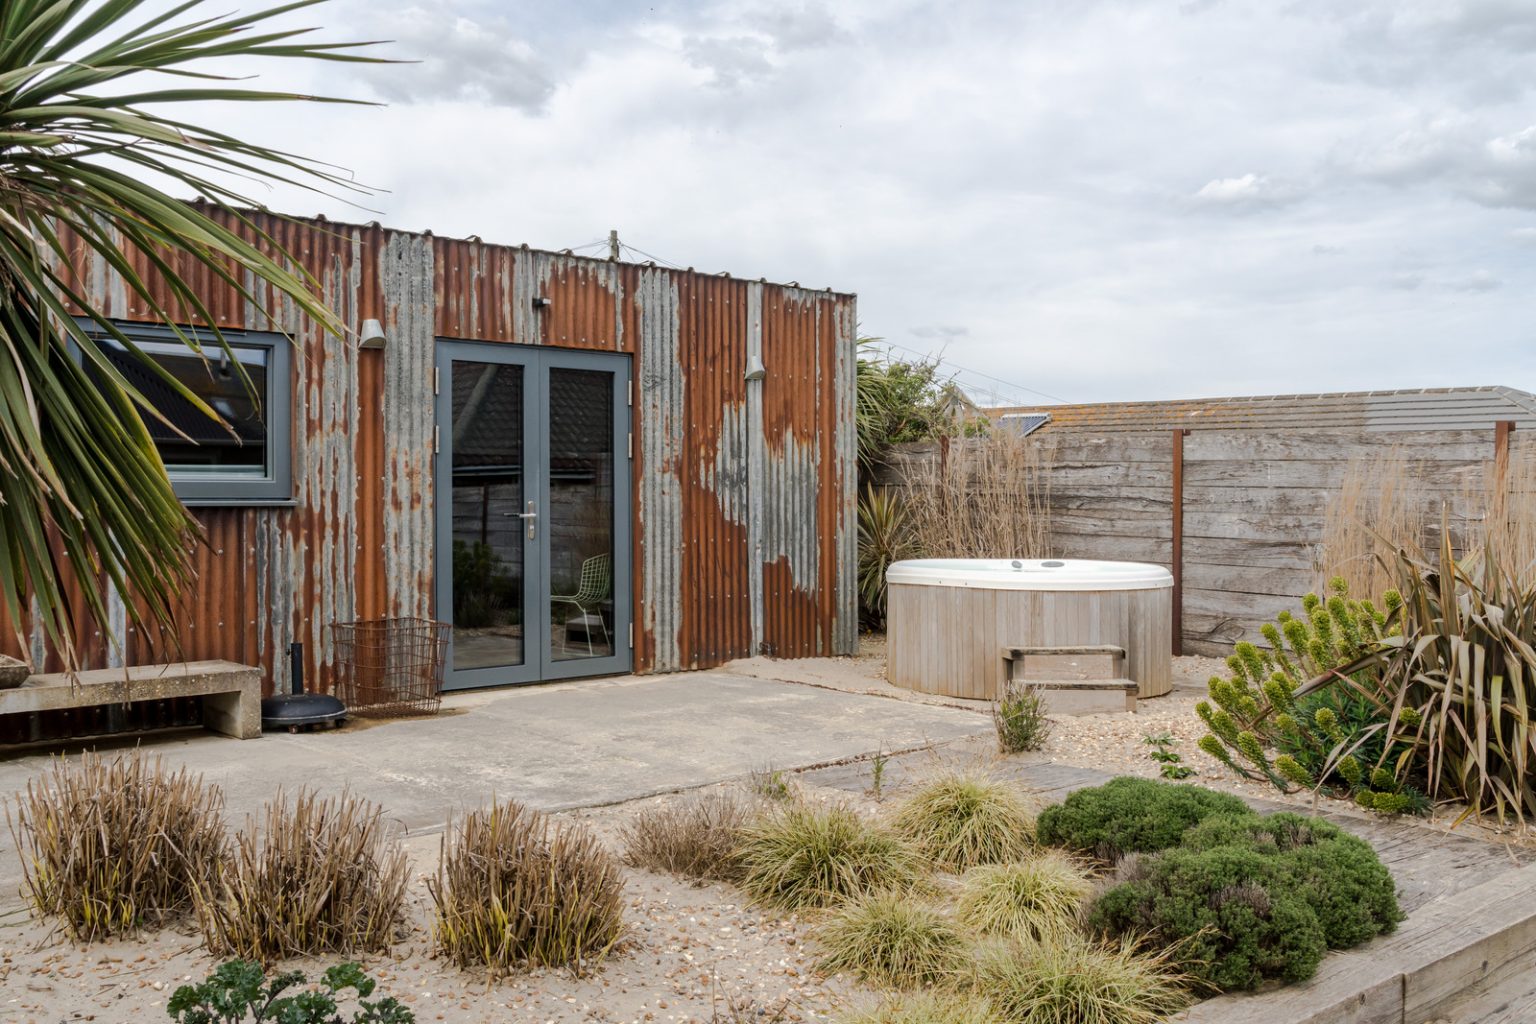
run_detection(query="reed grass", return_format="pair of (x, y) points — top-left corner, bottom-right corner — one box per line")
(194, 789), (408, 961)
(7, 751), (226, 941)
(898, 434), (1052, 559)
(430, 800), (626, 975)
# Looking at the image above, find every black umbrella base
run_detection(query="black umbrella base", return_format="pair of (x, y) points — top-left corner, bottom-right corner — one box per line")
(261, 693), (348, 733)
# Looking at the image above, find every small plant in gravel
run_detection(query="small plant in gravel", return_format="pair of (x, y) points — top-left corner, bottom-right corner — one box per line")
(1143, 731), (1194, 780)
(750, 765), (796, 802)
(815, 890), (969, 988)
(737, 803), (923, 911)
(837, 991), (998, 1024)
(195, 790), (408, 961)
(1181, 812), (1402, 948)
(621, 790), (753, 883)
(870, 748), (891, 800)
(431, 799), (625, 975)
(1035, 777), (1252, 862)
(993, 680), (1051, 753)
(891, 772), (1036, 871)
(167, 960), (413, 1023)
(970, 936), (1189, 1024)
(1088, 845), (1327, 992)
(955, 852), (1094, 942)
(8, 751), (226, 941)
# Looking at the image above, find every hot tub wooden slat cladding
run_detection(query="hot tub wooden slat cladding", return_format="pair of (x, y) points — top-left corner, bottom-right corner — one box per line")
(4, 210), (857, 693)
(887, 572), (1173, 700)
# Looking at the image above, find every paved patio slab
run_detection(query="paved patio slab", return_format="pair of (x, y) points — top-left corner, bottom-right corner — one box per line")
(0, 670), (988, 833)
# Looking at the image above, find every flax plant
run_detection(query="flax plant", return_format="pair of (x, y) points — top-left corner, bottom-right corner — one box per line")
(0, 0), (387, 666)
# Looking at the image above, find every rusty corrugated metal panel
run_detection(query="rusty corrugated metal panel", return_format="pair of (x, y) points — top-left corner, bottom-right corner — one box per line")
(11, 207), (857, 697)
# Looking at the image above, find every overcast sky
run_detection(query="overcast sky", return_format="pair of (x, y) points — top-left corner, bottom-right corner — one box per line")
(205, 0), (1536, 406)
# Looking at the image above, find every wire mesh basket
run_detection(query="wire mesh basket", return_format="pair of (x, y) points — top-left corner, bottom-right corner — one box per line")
(329, 617), (449, 718)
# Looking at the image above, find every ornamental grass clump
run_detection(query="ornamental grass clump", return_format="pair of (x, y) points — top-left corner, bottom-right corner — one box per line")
(195, 790), (408, 961)
(815, 890), (968, 989)
(431, 800), (625, 974)
(955, 852), (1094, 942)
(737, 803), (923, 911)
(8, 751), (226, 941)
(1035, 777), (1251, 862)
(837, 991), (999, 1024)
(620, 790), (753, 883)
(970, 936), (1189, 1024)
(891, 772), (1036, 871)
(1088, 845), (1327, 992)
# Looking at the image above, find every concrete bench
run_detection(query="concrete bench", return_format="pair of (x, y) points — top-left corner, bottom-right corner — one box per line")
(0, 660), (262, 740)
(1001, 645), (1137, 715)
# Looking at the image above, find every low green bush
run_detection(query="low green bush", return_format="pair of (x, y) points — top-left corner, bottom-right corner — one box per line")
(167, 960), (412, 1024)
(993, 681), (1051, 753)
(1182, 812), (1402, 948)
(891, 772), (1036, 871)
(970, 936), (1189, 1024)
(1088, 845), (1327, 991)
(737, 803), (923, 911)
(815, 890), (968, 988)
(1035, 777), (1252, 861)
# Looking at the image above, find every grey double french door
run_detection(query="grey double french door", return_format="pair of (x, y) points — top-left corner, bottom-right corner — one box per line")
(434, 341), (632, 689)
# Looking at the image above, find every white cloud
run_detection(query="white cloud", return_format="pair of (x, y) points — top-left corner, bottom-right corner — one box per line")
(189, 0), (1536, 402)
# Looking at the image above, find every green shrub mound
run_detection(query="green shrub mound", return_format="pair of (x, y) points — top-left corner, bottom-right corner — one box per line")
(1182, 812), (1401, 948)
(971, 937), (1189, 1024)
(1035, 777), (1252, 861)
(815, 891), (968, 989)
(1088, 846), (1327, 991)
(737, 803), (923, 911)
(891, 773), (1036, 871)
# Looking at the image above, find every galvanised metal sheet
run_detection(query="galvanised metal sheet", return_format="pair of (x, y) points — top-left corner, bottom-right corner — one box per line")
(4, 209), (857, 692)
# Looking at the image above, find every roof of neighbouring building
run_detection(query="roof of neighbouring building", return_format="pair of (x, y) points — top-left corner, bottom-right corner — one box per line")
(985, 386), (1536, 433)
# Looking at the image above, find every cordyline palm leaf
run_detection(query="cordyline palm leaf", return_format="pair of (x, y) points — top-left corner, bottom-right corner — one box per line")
(0, 0), (388, 668)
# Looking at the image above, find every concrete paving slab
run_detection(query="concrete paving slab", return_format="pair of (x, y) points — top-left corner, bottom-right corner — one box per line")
(0, 671), (989, 834)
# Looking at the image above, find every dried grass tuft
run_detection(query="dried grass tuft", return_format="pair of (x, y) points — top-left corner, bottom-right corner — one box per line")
(955, 852), (1094, 941)
(194, 789), (408, 961)
(970, 936), (1190, 1024)
(7, 750), (226, 941)
(621, 789), (754, 883)
(898, 433), (1052, 559)
(431, 800), (626, 975)
(737, 803), (924, 911)
(1315, 448), (1424, 599)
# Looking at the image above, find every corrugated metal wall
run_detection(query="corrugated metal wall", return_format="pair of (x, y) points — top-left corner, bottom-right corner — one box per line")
(3, 210), (858, 692)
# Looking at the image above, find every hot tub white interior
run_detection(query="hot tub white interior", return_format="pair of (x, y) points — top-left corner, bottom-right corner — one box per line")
(885, 558), (1174, 700)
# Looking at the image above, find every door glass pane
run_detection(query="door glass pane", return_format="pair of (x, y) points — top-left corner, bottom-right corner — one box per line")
(449, 360), (525, 670)
(547, 368), (615, 662)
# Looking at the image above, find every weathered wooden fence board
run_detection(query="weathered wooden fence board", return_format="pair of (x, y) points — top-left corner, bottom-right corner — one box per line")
(879, 421), (1510, 655)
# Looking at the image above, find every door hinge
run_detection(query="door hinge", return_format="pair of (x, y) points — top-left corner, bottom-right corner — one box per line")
(433, 366), (440, 396)
(628, 623), (634, 649)
(627, 431), (633, 459)
(433, 425), (439, 454)
(627, 379), (633, 407)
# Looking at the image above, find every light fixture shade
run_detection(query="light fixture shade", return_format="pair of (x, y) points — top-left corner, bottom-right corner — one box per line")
(358, 318), (386, 350)
(745, 353), (767, 381)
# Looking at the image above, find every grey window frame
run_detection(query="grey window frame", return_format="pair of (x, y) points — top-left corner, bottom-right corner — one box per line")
(75, 319), (294, 506)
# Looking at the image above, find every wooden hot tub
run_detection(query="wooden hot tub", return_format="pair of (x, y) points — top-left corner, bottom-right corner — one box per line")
(885, 559), (1173, 700)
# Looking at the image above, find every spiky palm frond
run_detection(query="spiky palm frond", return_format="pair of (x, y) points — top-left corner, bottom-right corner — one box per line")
(0, 0), (388, 666)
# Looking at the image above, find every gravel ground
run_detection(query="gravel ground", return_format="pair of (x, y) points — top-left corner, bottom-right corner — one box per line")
(2, 643), (1529, 1023)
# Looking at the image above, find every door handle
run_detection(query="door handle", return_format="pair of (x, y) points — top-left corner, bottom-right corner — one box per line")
(501, 500), (537, 539)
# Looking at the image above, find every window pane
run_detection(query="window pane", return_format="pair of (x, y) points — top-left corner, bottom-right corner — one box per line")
(96, 336), (269, 474)
(547, 367), (615, 662)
